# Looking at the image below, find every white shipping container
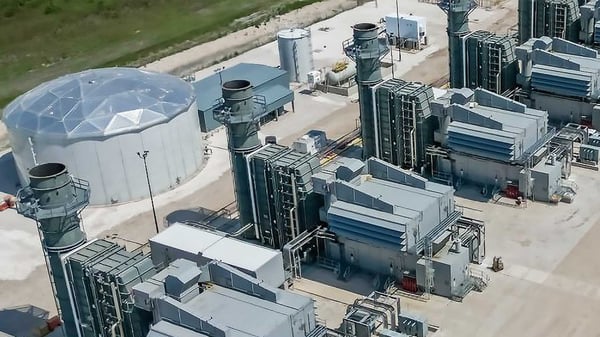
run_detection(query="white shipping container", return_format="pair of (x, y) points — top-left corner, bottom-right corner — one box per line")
(385, 13), (427, 44)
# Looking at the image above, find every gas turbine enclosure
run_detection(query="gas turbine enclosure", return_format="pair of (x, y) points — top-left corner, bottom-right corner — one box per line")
(3, 67), (204, 205)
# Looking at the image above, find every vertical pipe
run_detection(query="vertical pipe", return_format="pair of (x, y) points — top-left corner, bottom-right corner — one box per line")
(290, 172), (300, 239)
(60, 255), (83, 337)
(245, 144), (268, 240)
(462, 31), (476, 88)
(371, 82), (385, 159)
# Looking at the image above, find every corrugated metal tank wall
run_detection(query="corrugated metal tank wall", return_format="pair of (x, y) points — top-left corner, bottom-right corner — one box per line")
(10, 102), (203, 205)
(277, 28), (314, 83)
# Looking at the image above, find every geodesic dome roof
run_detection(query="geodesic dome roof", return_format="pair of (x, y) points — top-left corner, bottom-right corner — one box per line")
(2, 67), (195, 139)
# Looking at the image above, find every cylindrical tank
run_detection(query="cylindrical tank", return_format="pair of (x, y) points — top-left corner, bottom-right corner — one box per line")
(2, 67), (203, 206)
(220, 80), (261, 231)
(325, 65), (357, 85)
(277, 28), (314, 83)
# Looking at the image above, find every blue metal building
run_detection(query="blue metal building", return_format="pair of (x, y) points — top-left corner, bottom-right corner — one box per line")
(192, 63), (294, 132)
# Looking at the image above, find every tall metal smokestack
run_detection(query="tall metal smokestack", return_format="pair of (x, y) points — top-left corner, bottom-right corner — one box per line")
(215, 80), (261, 231)
(439, 0), (478, 88)
(16, 163), (90, 337)
(344, 23), (387, 160)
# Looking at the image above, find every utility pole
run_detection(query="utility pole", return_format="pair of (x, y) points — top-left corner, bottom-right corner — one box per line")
(137, 150), (159, 234)
(389, 33), (396, 79)
(396, 0), (402, 61)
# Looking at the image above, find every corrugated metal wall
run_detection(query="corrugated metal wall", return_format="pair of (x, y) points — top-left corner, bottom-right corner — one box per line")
(373, 79), (436, 169)
(465, 30), (518, 94)
(251, 145), (322, 248)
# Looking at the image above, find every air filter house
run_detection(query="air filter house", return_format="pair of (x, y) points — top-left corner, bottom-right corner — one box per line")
(3, 68), (204, 205)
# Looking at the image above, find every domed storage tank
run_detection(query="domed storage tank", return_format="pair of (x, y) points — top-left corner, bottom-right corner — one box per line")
(2, 67), (204, 205)
(277, 28), (314, 83)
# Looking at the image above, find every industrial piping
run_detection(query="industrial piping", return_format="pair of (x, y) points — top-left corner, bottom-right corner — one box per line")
(16, 163), (90, 337)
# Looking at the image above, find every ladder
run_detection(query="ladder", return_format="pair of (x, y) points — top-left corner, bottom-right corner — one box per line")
(553, 4), (567, 39)
(400, 96), (415, 168)
(424, 236), (434, 299)
(487, 45), (501, 93)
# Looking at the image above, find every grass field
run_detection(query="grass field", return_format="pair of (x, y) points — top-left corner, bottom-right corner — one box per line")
(0, 0), (324, 109)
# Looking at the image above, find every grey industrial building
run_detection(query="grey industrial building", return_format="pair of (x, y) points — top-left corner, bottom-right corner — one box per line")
(462, 30), (518, 94)
(433, 87), (571, 202)
(14, 162), (321, 337)
(371, 79), (436, 170)
(358, 62), (573, 202)
(516, 36), (600, 129)
(311, 157), (483, 299)
(216, 77), (323, 250)
(149, 223), (286, 288)
(134, 260), (316, 337)
(193, 63), (294, 132)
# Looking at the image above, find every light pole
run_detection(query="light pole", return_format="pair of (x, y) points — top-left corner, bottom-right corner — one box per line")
(389, 32), (395, 79)
(395, 0), (402, 61)
(137, 150), (159, 234)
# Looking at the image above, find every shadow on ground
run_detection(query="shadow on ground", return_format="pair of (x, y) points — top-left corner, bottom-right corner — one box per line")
(454, 184), (492, 203)
(300, 264), (376, 297)
(0, 151), (20, 195)
(0, 305), (50, 337)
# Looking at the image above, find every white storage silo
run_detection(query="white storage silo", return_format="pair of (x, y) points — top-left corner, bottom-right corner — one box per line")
(2, 67), (204, 205)
(277, 28), (314, 83)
